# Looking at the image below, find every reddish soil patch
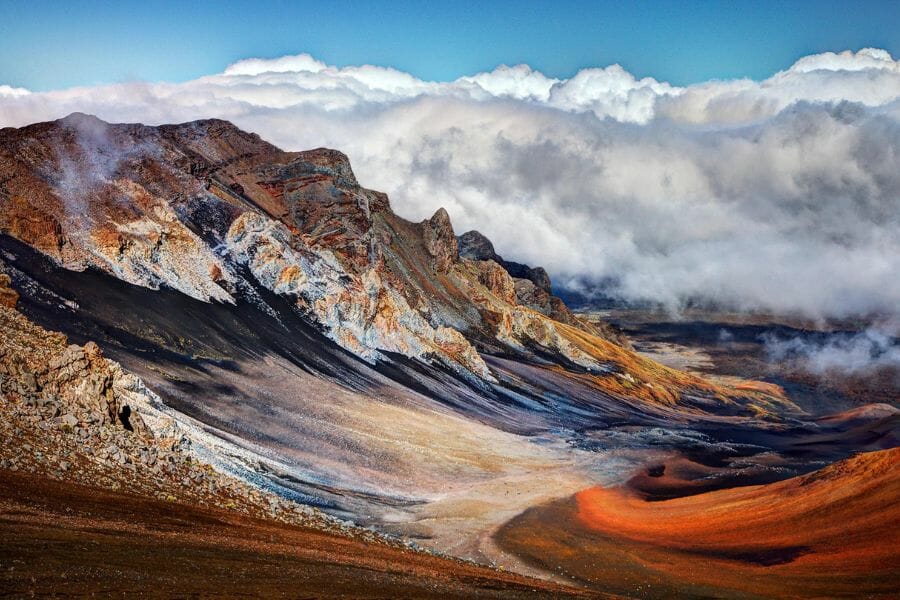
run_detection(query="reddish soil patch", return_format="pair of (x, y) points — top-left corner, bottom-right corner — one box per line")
(0, 470), (603, 599)
(496, 448), (900, 599)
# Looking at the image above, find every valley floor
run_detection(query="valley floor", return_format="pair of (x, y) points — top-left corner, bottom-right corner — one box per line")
(1, 245), (897, 598)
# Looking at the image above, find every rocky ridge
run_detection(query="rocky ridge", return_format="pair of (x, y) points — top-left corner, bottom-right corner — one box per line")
(0, 114), (799, 420)
(0, 114), (667, 394)
(0, 115), (612, 383)
(458, 230), (551, 292)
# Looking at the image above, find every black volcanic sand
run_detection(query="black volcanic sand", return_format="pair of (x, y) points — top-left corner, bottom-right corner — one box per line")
(0, 470), (602, 599)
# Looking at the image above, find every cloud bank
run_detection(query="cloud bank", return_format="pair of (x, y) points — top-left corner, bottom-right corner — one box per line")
(763, 328), (900, 377)
(2, 48), (899, 320)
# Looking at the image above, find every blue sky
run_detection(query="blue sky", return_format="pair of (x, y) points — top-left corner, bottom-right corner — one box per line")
(1, 0), (898, 90)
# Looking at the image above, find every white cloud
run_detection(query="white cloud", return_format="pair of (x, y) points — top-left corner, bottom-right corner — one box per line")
(787, 47), (898, 73)
(457, 64), (559, 101)
(547, 65), (679, 122)
(763, 326), (900, 376)
(1, 49), (899, 320)
(223, 53), (327, 75)
(0, 84), (29, 98)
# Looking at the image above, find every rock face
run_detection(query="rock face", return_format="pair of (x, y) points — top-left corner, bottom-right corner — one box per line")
(0, 283), (152, 437)
(0, 114), (631, 381)
(0, 283), (371, 537)
(458, 230), (628, 346)
(423, 208), (459, 274)
(458, 230), (549, 291)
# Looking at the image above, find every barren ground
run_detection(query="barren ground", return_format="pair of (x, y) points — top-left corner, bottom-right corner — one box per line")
(0, 469), (607, 599)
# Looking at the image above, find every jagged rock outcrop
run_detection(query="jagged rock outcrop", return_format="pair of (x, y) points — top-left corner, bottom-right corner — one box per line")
(0, 273), (18, 308)
(458, 230), (550, 291)
(457, 230), (497, 262)
(473, 260), (517, 305)
(0, 277), (157, 436)
(423, 208), (459, 274)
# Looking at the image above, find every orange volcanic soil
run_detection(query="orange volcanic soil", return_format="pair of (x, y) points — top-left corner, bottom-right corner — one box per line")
(496, 448), (900, 599)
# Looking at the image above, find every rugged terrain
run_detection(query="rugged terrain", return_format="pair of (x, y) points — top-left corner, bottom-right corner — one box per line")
(0, 268), (594, 598)
(1, 114), (897, 597)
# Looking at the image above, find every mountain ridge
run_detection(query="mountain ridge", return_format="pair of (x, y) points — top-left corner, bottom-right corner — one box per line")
(0, 113), (759, 408)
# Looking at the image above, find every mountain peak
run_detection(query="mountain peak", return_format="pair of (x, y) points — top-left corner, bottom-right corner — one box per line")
(423, 207), (459, 273)
(290, 147), (359, 188)
(57, 112), (108, 128)
(458, 230), (499, 262)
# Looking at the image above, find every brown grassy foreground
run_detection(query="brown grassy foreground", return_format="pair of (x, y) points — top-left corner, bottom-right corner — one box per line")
(0, 470), (607, 599)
